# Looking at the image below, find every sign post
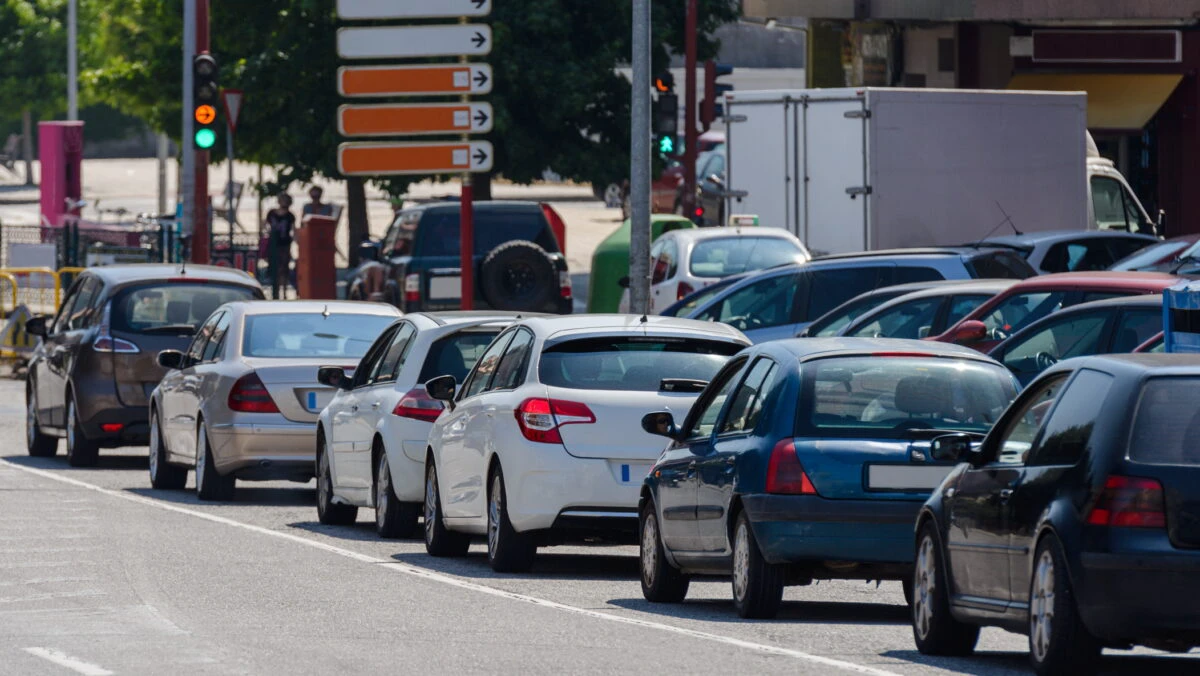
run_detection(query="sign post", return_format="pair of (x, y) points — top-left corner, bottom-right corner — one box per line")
(221, 89), (244, 231)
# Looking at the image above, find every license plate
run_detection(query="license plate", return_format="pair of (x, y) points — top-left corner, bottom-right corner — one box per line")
(429, 276), (461, 300)
(866, 465), (952, 491)
(300, 389), (334, 413)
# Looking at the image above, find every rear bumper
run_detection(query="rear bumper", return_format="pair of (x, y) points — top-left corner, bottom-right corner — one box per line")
(504, 448), (650, 535)
(209, 422), (316, 481)
(740, 494), (922, 567)
(80, 406), (150, 447)
(1077, 551), (1200, 644)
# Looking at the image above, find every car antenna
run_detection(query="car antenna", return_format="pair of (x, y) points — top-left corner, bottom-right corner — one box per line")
(978, 201), (1023, 242)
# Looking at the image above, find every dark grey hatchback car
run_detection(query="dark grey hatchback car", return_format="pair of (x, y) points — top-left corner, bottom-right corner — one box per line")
(913, 354), (1200, 675)
(25, 265), (263, 466)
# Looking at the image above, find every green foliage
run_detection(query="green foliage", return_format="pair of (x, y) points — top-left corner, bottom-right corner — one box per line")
(0, 0), (67, 121)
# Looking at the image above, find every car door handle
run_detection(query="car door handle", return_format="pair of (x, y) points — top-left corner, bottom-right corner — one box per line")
(999, 489), (1014, 500)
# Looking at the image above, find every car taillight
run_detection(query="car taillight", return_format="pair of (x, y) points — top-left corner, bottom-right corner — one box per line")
(540, 203), (568, 255)
(393, 387), (444, 422)
(676, 281), (694, 300)
(94, 335), (140, 354)
(228, 373), (280, 414)
(404, 273), (420, 303)
(1086, 475), (1166, 528)
(515, 397), (595, 444)
(559, 270), (573, 299)
(766, 439), (817, 495)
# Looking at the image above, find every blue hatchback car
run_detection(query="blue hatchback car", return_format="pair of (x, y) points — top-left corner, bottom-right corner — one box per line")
(638, 338), (1019, 618)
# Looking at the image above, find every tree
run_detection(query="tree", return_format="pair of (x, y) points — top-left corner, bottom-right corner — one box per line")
(0, 0), (67, 121)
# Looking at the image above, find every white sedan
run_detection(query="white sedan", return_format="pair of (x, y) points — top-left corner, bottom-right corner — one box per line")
(422, 315), (750, 572)
(620, 227), (810, 315)
(315, 312), (522, 538)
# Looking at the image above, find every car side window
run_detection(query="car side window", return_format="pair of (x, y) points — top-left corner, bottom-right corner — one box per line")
(1091, 176), (1132, 231)
(1025, 370), (1113, 467)
(848, 298), (940, 340)
(186, 312), (222, 365)
(490, 329), (534, 392)
(717, 358), (778, 436)
(1108, 237), (1151, 261)
(945, 294), (991, 327)
(661, 238), (679, 279)
(699, 273), (800, 330)
(201, 312), (231, 363)
(459, 331), (515, 400)
(806, 267), (886, 319)
(353, 325), (400, 389)
(649, 239), (668, 285)
(684, 357), (748, 441)
(51, 279), (86, 334)
(987, 374), (1068, 466)
(1001, 312), (1110, 371)
(1111, 309), (1161, 353)
(370, 322), (416, 385)
(891, 266), (944, 284)
(66, 278), (101, 330)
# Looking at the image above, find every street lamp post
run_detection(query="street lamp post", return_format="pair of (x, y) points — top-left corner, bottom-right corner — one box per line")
(67, 0), (77, 121)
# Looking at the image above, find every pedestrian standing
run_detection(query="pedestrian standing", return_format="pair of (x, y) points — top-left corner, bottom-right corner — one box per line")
(302, 186), (334, 218)
(265, 194), (296, 298)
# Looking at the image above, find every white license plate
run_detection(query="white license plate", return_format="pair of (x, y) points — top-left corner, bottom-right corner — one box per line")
(866, 465), (952, 491)
(300, 389), (335, 412)
(429, 276), (462, 300)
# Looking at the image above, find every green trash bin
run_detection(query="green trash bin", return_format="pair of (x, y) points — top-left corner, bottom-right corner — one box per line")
(588, 214), (696, 313)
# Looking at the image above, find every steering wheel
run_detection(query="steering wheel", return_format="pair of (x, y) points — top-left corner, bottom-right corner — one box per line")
(990, 326), (1009, 341)
(893, 419), (935, 431)
(1035, 352), (1058, 371)
(728, 315), (763, 330)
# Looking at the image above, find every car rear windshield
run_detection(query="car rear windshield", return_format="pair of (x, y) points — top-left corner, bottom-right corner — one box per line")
(1128, 377), (1200, 466)
(418, 209), (559, 257)
(243, 313), (396, 359)
(798, 357), (1018, 439)
(689, 237), (806, 277)
(540, 336), (741, 391)
(418, 330), (500, 383)
(111, 283), (257, 335)
(966, 251), (1037, 279)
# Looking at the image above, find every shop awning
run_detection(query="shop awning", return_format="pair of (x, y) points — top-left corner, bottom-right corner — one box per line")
(1008, 73), (1182, 130)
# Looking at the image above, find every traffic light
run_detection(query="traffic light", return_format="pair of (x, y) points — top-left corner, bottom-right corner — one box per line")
(192, 53), (219, 150)
(701, 60), (734, 130)
(654, 93), (678, 157)
(654, 71), (675, 94)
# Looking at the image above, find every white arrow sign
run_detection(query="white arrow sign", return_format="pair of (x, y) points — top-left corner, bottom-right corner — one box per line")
(337, 25), (492, 60)
(337, 0), (491, 20)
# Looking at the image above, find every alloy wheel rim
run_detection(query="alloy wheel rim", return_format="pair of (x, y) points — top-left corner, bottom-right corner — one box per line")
(424, 468), (437, 544)
(641, 512), (658, 587)
(733, 522), (750, 602)
(915, 536), (936, 640)
(148, 416), (159, 478)
(487, 474), (501, 556)
(1031, 550), (1056, 662)
(376, 456), (388, 528)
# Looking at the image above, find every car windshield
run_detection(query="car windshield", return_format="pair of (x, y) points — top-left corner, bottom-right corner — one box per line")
(666, 277), (740, 317)
(979, 291), (1067, 336)
(965, 251), (1037, 279)
(1112, 240), (1193, 271)
(1129, 378), (1200, 466)
(242, 313), (395, 358)
(418, 330), (500, 383)
(688, 237), (806, 278)
(805, 293), (899, 337)
(418, 209), (558, 256)
(112, 283), (257, 335)
(540, 336), (741, 391)
(798, 357), (1018, 439)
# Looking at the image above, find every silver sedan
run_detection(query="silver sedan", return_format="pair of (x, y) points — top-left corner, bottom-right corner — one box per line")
(147, 300), (401, 500)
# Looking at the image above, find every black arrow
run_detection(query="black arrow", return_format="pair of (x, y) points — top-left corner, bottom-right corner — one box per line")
(470, 0), (487, 8)
(471, 31), (487, 49)
(472, 69), (489, 87)
(473, 109), (489, 126)
(473, 148), (489, 165)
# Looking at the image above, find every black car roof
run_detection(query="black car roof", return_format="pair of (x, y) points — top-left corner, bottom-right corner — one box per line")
(80, 264), (259, 288)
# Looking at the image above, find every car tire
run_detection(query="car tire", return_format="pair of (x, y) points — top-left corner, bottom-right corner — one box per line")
(194, 423), (236, 502)
(374, 449), (419, 539)
(26, 387), (58, 457)
(424, 460), (470, 557)
(148, 410), (186, 490)
(912, 522), (980, 656)
(65, 397), (99, 467)
(901, 577), (914, 607)
(1029, 536), (1102, 676)
(731, 511), (785, 619)
(316, 437), (357, 525)
(479, 240), (557, 312)
(486, 465), (537, 573)
(639, 500), (689, 603)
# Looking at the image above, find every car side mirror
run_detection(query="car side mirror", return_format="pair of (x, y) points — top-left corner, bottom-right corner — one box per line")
(425, 375), (457, 410)
(157, 349), (186, 371)
(617, 276), (630, 289)
(951, 320), (988, 344)
(317, 366), (351, 390)
(930, 433), (976, 463)
(642, 411), (680, 439)
(358, 241), (380, 262)
(25, 315), (48, 337)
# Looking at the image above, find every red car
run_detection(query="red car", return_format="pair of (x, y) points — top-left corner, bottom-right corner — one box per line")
(928, 271), (1179, 352)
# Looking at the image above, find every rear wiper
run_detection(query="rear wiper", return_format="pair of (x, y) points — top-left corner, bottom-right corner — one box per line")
(139, 324), (196, 335)
(660, 378), (708, 393)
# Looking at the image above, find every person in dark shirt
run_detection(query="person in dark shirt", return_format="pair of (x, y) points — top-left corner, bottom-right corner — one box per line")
(302, 186), (334, 218)
(265, 194), (295, 297)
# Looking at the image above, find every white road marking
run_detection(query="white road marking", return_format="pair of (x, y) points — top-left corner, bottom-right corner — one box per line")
(0, 590), (107, 604)
(2, 459), (902, 676)
(23, 647), (113, 676)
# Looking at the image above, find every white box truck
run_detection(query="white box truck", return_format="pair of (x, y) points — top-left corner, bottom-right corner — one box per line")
(722, 87), (1154, 256)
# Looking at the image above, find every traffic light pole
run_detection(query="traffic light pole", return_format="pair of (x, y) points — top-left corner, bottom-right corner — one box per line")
(629, 0), (652, 315)
(191, 0), (211, 265)
(181, 0), (195, 254)
(682, 0), (698, 220)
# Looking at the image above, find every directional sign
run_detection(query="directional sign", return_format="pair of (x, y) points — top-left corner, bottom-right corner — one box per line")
(338, 64), (493, 98)
(337, 0), (491, 20)
(338, 141), (494, 176)
(337, 25), (492, 59)
(338, 103), (493, 137)
(221, 89), (244, 132)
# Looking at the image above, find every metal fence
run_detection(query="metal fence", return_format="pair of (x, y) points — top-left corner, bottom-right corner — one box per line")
(0, 220), (181, 270)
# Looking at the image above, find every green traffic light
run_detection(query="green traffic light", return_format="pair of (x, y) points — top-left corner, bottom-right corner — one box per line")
(194, 128), (217, 149)
(658, 135), (675, 154)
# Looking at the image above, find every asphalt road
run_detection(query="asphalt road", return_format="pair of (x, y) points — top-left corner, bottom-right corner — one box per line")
(0, 379), (1195, 675)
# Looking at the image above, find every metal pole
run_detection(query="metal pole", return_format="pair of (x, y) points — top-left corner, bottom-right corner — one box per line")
(192, 0), (210, 264)
(459, 26), (474, 310)
(157, 133), (168, 215)
(181, 0), (196, 247)
(629, 0), (652, 315)
(67, 0), (77, 120)
(682, 0), (698, 219)
(226, 130), (235, 232)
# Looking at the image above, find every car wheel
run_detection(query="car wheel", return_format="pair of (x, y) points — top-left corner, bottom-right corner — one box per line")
(424, 460), (469, 557)
(65, 397), (99, 467)
(26, 387), (58, 457)
(148, 410), (186, 490)
(486, 465), (536, 573)
(902, 577), (914, 607)
(374, 450), (419, 539)
(194, 423), (236, 501)
(1029, 536), (1101, 676)
(912, 522), (980, 656)
(639, 500), (689, 603)
(315, 437), (357, 525)
(731, 511), (785, 619)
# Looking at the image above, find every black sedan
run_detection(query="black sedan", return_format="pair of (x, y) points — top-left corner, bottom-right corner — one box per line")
(912, 354), (1200, 674)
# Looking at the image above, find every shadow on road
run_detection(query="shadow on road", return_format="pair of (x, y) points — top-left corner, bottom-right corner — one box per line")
(607, 596), (910, 626)
(882, 649), (1199, 675)
(4, 452), (147, 472)
(390, 549), (641, 583)
(289, 520), (395, 543)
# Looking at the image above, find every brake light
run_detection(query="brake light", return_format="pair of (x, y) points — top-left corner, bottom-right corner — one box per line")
(541, 203), (568, 255)
(393, 387), (444, 423)
(676, 281), (695, 300)
(100, 423), (124, 434)
(694, 207), (704, 217)
(1086, 475), (1165, 528)
(515, 397), (595, 444)
(228, 373), (280, 413)
(559, 270), (573, 299)
(93, 301), (139, 354)
(404, 273), (420, 303)
(766, 439), (817, 495)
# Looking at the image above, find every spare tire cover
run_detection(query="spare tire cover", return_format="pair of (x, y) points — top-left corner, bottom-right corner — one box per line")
(480, 240), (557, 311)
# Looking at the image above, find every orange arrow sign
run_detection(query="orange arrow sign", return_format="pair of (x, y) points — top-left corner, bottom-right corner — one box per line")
(338, 103), (493, 137)
(338, 64), (492, 97)
(338, 141), (494, 176)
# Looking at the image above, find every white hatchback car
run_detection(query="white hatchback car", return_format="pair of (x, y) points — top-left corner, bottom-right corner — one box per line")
(315, 312), (524, 537)
(422, 315), (750, 572)
(619, 227), (810, 315)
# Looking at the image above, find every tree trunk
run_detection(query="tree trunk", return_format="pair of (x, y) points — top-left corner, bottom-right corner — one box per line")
(473, 173), (493, 201)
(21, 108), (34, 186)
(346, 177), (369, 268)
